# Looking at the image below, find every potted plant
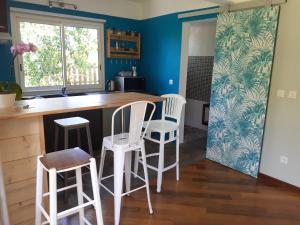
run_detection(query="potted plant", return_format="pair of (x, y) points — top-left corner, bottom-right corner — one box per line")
(0, 42), (37, 108)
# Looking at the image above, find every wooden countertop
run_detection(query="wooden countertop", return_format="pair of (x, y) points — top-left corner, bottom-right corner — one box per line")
(0, 92), (164, 120)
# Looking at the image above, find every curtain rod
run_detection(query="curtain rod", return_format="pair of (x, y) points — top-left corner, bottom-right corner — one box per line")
(178, 0), (287, 19)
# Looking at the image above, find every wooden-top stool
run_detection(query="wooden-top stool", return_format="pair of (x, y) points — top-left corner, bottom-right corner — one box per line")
(54, 117), (93, 191)
(54, 117), (93, 156)
(35, 147), (103, 225)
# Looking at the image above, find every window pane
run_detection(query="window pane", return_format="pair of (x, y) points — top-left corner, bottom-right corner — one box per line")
(20, 22), (63, 88)
(64, 26), (99, 86)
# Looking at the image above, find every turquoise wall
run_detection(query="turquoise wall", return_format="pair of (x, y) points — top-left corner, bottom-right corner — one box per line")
(0, 0), (141, 82)
(140, 9), (217, 95)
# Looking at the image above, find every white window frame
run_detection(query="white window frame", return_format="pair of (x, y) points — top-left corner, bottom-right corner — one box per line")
(10, 9), (105, 95)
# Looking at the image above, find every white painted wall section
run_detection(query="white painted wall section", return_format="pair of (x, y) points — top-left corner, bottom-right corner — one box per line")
(185, 99), (208, 130)
(260, 0), (300, 187)
(141, 0), (216, 19)
(189, 20), (217, 56)
(13, 0), (143, 19)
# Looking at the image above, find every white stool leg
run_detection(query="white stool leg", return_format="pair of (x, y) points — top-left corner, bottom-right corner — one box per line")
(114, 151), (125, 225)
(49, 168), (57, 225)
(125, 151), (132, 195)
(98, 145), (106, 181)
(133, 151), (139, 178)
(157, 132), (165, 193)
(0, 162), (10, 225)
(90, 158), (104, 225)
(176, 129), (180, 181)
(76, 168), (84, 225)
(35, 157), (43, 225)
(141, 144), (153, 214)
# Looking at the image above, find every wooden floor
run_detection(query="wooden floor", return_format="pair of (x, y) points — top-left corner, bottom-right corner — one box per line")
(60, 159), (300, 225)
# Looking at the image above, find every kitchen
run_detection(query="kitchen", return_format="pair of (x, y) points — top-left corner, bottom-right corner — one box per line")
(1, 0), (300, 225)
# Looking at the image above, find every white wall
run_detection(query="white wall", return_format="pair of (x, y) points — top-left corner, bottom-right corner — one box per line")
(141, 0), (216, 19)
(260, 0), (300, 187)
(185, 99), (208, 130)
(14, 0), (143, 19)
(189, 20), (217, 56)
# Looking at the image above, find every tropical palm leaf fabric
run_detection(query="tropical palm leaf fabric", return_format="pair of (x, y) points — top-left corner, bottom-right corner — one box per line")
(206, 6), (279, 177)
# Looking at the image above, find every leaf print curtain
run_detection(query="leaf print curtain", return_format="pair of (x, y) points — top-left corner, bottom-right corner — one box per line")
(206, 6), (279, 177)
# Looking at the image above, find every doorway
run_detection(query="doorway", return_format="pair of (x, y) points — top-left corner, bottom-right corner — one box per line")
(179, 19), (217, 158)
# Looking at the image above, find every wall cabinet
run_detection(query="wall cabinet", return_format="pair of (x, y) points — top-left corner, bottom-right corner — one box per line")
(0, 0), (8, 32)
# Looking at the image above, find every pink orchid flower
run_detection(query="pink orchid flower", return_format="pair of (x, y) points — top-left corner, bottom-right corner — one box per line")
(10, 42), (38, 56)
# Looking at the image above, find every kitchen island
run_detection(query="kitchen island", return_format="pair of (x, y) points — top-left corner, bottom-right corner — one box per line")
(0, 92), (163, 225)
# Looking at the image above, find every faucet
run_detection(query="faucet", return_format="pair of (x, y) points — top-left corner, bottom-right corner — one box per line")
(62, 87), (67, 96)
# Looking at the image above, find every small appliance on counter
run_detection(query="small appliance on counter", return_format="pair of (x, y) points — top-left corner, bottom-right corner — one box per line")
(118, 71), (132, 77)
(106, 80), (116, 92)
(115, 76), (145, 92)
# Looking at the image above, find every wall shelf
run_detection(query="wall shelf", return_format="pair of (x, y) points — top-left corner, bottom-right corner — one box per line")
(106, 29), (140, 59)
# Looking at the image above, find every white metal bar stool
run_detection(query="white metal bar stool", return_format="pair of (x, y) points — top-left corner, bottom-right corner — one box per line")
(0, 161), (10, 225)
(35, 147), (103, 225)
(134, 94), (186, 193)
(98, 101), (156, 225)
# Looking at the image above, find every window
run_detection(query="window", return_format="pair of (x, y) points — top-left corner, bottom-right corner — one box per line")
(11, 11), (105, 93)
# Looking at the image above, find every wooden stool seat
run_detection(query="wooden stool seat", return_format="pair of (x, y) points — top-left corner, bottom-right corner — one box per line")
(54, 117), (89, 128)
(40, 147), (92, 171)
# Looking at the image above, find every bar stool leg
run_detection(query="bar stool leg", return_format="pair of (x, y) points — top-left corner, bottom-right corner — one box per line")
(77, 129), (82, 148)
(76, 168), (84, 225)
(90, 158), (104, 225)
(124, 151), (132, 195)
(176, 129), (180, 181)
(157, 132), (165, 193)
(64, 128), (69, 149)
(86, 124), (93, 156)
(35, 157), (44, 225)
(134, 150), (140, 177)
(114, 151), (125, 225)
(63, 128), (69, 202)
(54, 125), (59, 151)
(49, 168), (57, 225)
(98, 145), (106, 181)
(141, 144), (153, 214)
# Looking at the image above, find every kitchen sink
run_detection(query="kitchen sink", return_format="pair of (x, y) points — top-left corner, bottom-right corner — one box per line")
(66, 93), (88, 97)
(40, 94), (66, 98)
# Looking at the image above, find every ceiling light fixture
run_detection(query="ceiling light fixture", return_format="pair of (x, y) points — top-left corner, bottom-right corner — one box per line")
(48, 0), (78, 10)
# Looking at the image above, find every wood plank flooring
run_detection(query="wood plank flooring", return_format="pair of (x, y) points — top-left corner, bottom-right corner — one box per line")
(60, 159), (300, 225)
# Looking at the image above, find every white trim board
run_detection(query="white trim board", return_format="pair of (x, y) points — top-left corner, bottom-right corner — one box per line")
(10, 7), (106, 23)
(178, 0), (287, 19)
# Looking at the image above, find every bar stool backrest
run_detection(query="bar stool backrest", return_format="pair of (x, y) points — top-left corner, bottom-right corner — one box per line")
(161, 94), (186, 125)
(111, 101), (156, 146)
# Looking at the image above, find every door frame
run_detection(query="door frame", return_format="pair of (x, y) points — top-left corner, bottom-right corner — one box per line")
(178, 18), (217, 143)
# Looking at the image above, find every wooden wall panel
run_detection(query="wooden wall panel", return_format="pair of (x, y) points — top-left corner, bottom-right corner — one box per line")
(0, 116), (46, 225)
(0, 135), (41, 162)
(5, 178), (36, 206)
(2, 156), (37, 185)
(8, 199), (35, 225)
(0, 117), (40, 140)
